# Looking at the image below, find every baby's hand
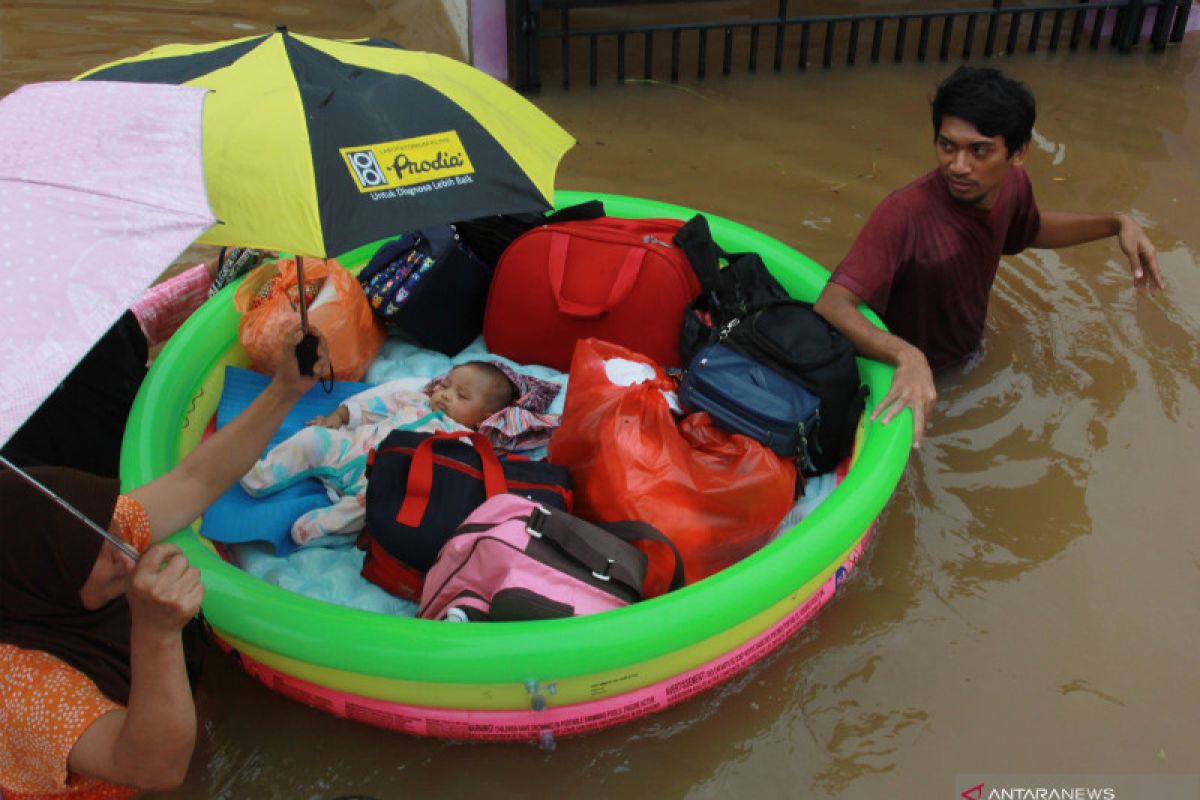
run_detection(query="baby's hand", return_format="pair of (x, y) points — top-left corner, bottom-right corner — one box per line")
(306, 409), (345, 428)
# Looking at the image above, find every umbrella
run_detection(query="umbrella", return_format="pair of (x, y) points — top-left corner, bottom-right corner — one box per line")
(78, 28), (576, 259)
(0, 80), (216, 447)
(0, 80), (217, 558)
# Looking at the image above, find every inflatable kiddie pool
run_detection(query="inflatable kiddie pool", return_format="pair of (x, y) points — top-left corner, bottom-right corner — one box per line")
(121, 192), (911, 741)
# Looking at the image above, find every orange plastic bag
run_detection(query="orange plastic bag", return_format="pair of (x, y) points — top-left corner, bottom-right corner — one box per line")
(234, 257), (385, 381)
(547, 338), (797, 597)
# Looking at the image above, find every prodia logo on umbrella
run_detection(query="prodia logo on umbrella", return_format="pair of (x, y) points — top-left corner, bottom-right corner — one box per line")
(342, 130), (476, 195)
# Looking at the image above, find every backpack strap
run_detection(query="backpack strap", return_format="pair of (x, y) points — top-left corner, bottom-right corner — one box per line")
(675, 213), (790, 322)
(453, 505), (687, 599)
(544, 199), (605, 224)
(530, 508), (687, 594)
(673, 213), (725, 302)
(597, 520), (687, 592)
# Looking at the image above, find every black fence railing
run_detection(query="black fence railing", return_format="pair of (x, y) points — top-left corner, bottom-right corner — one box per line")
(512, 0), (1193, 91)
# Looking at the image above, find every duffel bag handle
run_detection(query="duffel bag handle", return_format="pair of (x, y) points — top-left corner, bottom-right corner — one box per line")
(396, 431), (507, 526)
(600, 520), (687, 592)
(547, 231), (646, 319)
(531, 510), (687, 595)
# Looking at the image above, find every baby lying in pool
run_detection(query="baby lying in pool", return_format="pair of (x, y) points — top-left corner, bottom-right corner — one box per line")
(242, 361), (560, 545)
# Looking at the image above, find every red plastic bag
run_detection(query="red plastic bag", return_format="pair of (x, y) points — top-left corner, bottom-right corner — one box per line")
(547, 338), (797, 597)
(234, 257), (385, 381)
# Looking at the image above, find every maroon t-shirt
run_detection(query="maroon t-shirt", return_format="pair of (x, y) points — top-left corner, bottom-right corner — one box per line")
(830, 166), (1041, 371)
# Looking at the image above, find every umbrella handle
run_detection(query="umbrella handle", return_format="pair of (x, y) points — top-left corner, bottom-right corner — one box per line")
(293, 255), (319, 376)
(295, 333), (319, 377)
(295, 255), (310, 332)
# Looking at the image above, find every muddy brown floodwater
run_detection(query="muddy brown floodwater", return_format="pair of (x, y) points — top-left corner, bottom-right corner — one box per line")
(2, 2), (1198, 798)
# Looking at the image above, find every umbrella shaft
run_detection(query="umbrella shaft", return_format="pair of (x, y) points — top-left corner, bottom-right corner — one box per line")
(0, 455), (141, 562)
(296, 255), (309, 333)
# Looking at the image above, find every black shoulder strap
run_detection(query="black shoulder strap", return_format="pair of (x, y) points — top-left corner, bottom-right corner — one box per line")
(522, 511), (645, 597)
(673, 213), (724, 296)
(598, 520), (687, 592)
(458, 508), (687, 595)
(545, 199), (606, 224)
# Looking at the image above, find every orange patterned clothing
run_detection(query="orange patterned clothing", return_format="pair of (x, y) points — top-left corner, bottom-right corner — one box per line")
(0, 495), (150, 800)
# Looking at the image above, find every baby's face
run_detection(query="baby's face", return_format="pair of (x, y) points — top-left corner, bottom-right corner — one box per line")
(430, 365), (506, 428)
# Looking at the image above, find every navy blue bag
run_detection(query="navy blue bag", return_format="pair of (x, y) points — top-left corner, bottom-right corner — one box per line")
(361, 430), (573, 601)
(675, 214), (866, 476)
(679, 343), (822, 473)
(358, 225), (491, 355)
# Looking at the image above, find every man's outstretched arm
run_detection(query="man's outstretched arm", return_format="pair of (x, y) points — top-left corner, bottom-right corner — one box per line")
(1032, 211), (1165, 294)
(813, 282), (936, 448)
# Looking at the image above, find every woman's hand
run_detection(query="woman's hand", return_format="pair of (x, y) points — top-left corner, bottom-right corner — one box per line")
(272, 325), (331, 398)
(126, 543), (204, 636)
(70, 542), (202, 791)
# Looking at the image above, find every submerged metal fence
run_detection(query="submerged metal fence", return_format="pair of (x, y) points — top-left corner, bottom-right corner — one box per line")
(512, 0), (1193, 91)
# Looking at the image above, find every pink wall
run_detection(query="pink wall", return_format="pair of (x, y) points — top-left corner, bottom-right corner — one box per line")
(1089, 0), (1200, 37)
(470, 0), (508, 83)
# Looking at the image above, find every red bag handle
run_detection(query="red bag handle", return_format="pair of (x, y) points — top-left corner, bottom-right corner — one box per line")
(547, 231), (646, 319)
(395, 431), (508, 526)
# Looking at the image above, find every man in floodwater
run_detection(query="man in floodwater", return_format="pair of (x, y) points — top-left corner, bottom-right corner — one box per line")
(813, 66), (1165, 448)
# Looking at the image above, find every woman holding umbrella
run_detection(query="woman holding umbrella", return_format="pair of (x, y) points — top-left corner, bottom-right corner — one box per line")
(1, 330), (329, 799)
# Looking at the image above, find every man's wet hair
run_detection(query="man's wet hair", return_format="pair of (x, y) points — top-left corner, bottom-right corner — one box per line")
(460, 361), (517, 412)
(931, 66), (1036, 157)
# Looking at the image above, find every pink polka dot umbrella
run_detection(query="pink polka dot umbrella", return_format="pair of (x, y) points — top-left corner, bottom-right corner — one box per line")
(0, 81), (216, 448)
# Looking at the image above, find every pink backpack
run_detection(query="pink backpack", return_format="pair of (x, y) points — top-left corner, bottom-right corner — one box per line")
(418, 494), (684, 622)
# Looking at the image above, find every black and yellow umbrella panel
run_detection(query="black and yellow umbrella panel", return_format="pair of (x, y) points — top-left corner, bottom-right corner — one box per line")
(78, 30), (575, 257)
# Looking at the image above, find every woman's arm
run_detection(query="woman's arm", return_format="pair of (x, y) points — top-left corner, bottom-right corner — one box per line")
(129, 326), (329, 542)
(814, 282), (936, 448)
(65, 333), (326, 787)
(1032, 211), (1165, 293)
(65, 543), (202, 790)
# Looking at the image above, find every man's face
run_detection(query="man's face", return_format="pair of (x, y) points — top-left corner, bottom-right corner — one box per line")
(934, 115), (1028, 209)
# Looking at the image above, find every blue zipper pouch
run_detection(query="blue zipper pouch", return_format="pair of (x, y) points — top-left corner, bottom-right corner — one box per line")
(679, 343), (821, 470)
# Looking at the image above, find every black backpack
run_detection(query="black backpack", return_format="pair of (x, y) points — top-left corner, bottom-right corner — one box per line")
(674, 215), (868, 475)
(675, 214), (791, 364)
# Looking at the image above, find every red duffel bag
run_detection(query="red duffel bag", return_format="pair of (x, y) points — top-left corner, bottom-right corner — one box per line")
(482, 217), (700, 371)
(547, 338), (797, 597)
